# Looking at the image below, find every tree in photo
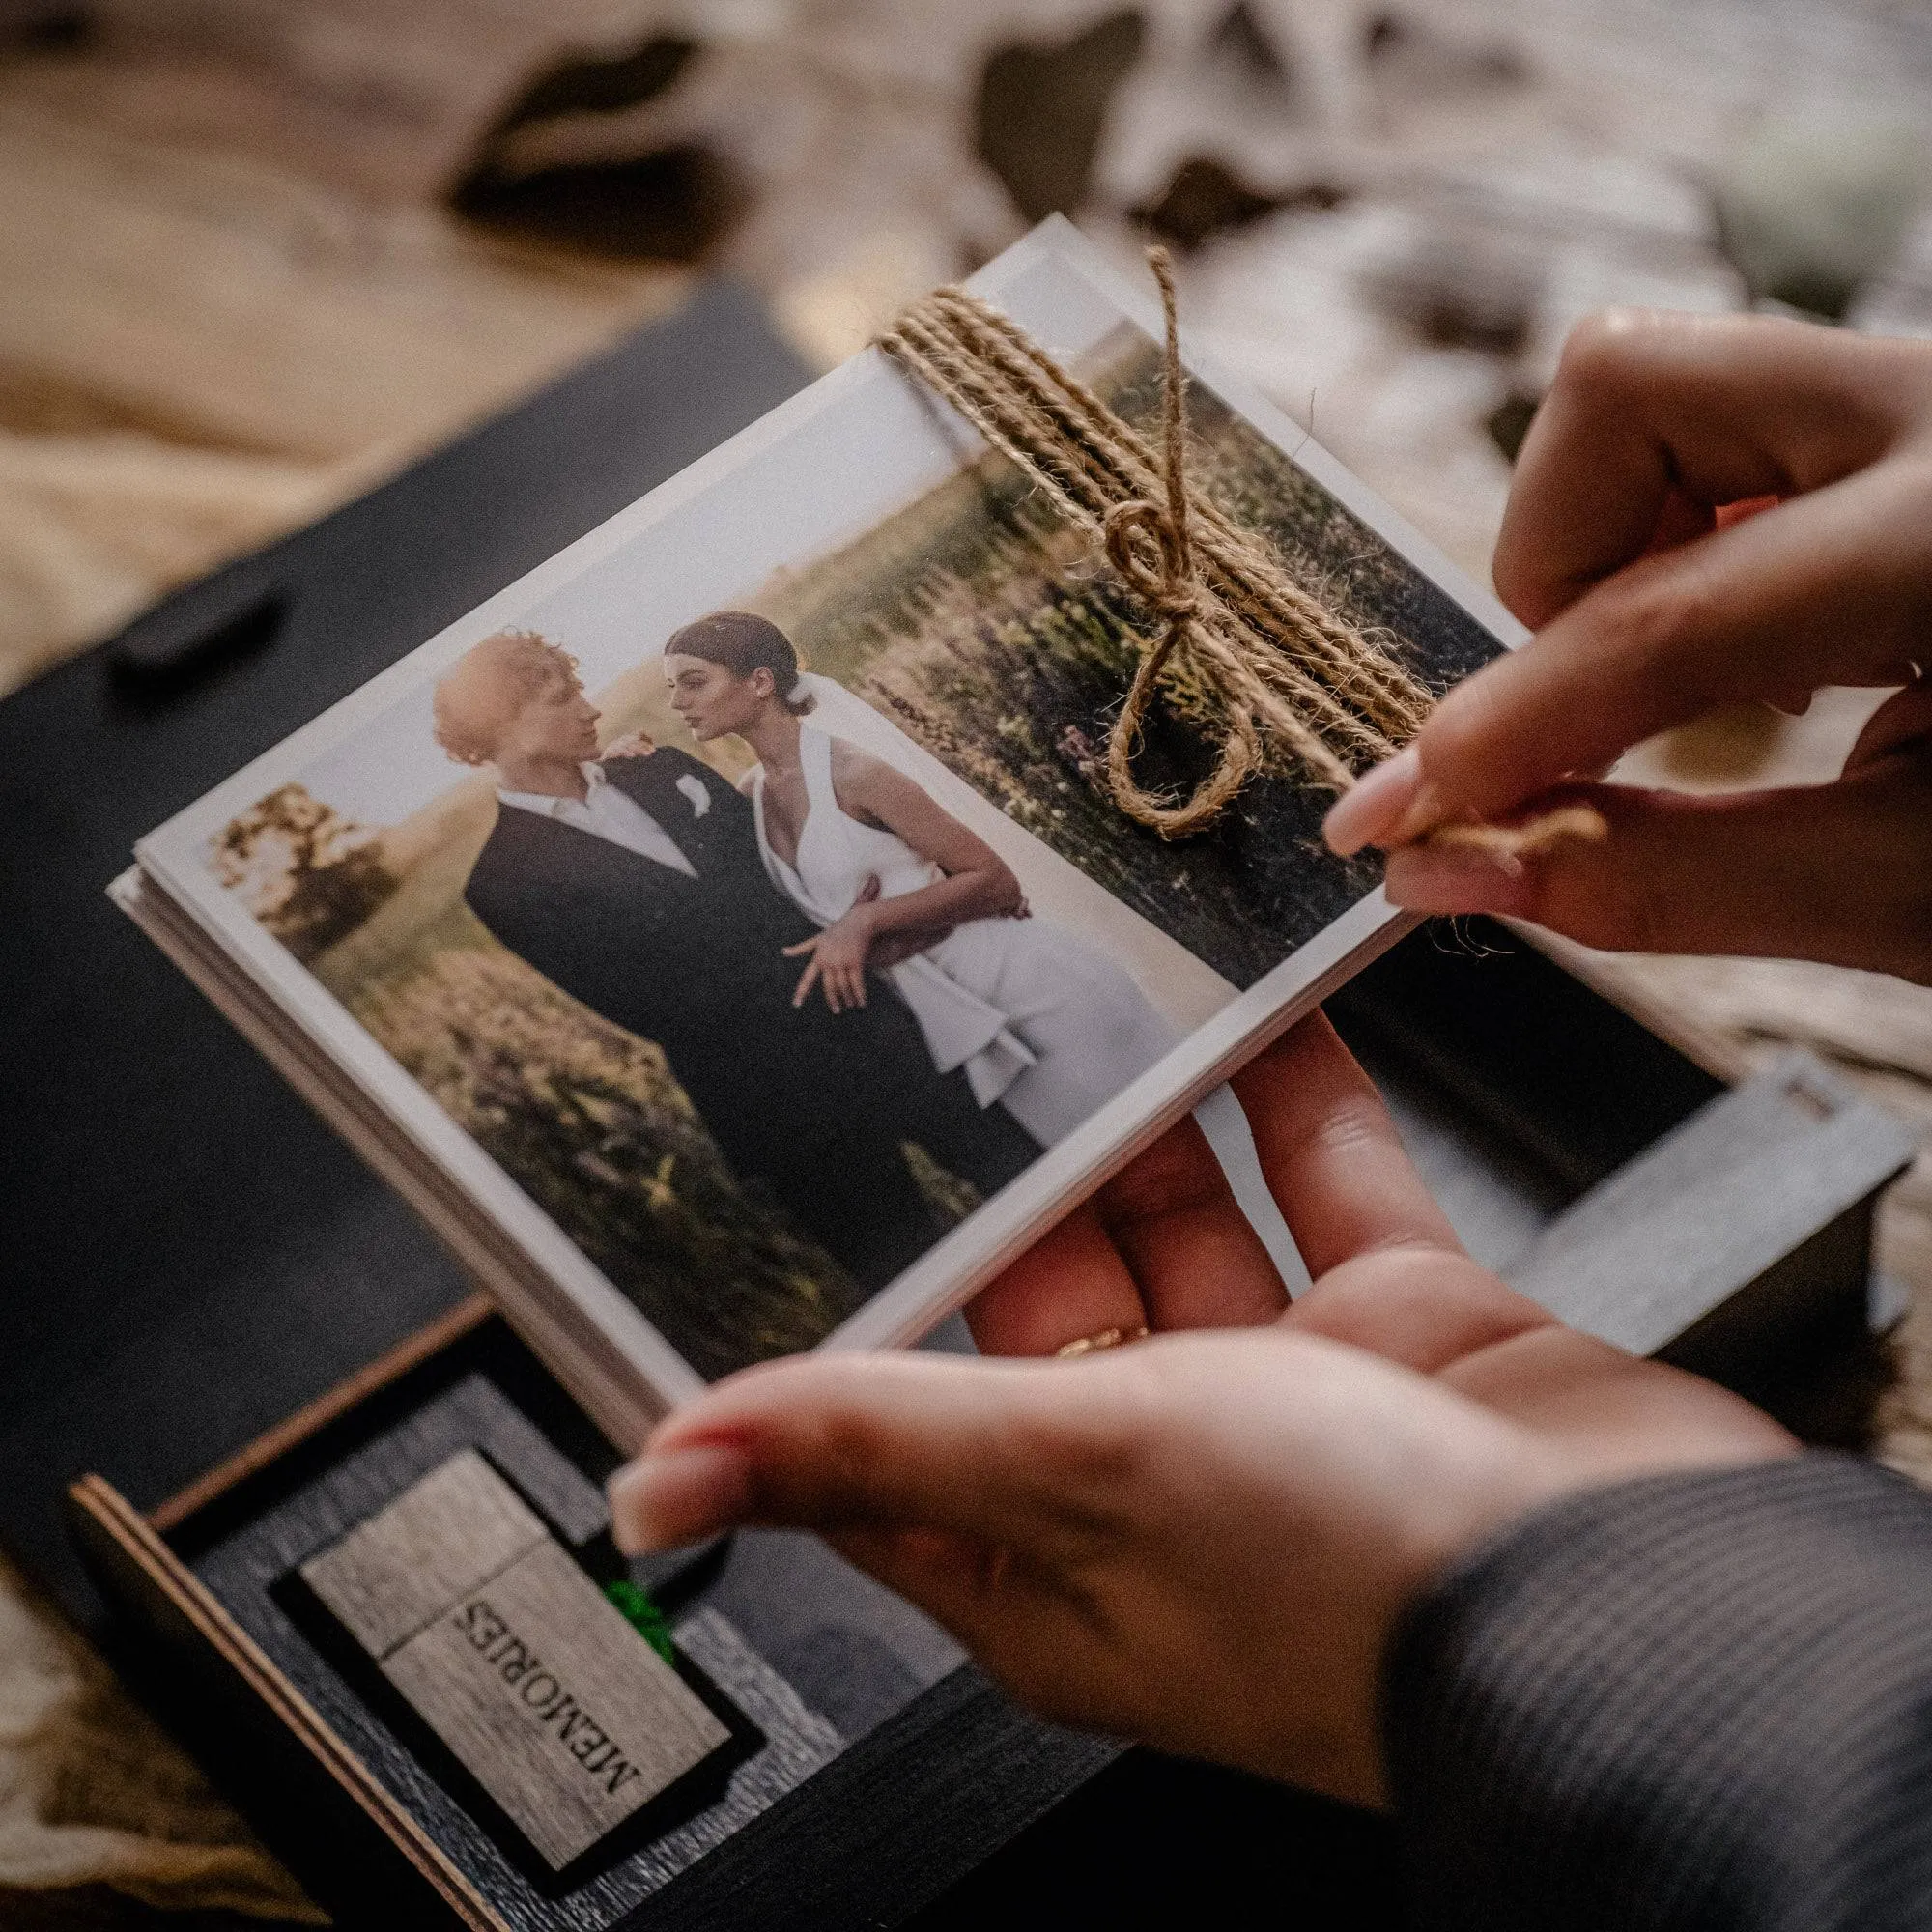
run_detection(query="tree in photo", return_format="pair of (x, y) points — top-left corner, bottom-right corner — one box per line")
(213, 784), (402, 964)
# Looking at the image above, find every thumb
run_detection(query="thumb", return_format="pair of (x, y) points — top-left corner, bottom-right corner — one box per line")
(856, 873), (883, 904)
(1382, 757), (1932, 980)
(608, 1350), (1134, 1558)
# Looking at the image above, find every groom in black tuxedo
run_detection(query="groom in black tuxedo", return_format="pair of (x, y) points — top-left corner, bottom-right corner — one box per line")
(434, 630), (1039, 1293)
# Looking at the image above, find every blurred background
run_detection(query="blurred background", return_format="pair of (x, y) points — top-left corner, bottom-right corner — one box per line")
(7, 0), (1932, 699)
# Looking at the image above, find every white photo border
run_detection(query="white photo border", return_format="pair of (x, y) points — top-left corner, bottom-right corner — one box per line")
(132, 218), (1527, 1407)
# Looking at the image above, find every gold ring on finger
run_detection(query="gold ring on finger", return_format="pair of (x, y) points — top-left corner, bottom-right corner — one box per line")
(1055, 1324), (1151, 1359)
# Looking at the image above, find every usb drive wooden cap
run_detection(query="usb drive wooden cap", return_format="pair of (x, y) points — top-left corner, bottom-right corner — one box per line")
(300, 1449), (730, 1869)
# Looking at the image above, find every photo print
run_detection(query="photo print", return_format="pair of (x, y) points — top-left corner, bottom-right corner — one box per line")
(143, 224), (1511, 1398)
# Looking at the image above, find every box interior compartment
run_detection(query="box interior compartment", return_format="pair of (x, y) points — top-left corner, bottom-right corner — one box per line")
(114, 1307), (974, 1927)
(68, 914), (1911, 1932)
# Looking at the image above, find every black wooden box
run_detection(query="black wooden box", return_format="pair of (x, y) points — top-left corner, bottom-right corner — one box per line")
(69, 1297), (1115, 1932)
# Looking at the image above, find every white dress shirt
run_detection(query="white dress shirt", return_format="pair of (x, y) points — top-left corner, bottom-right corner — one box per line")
(497, 761), (702, 878)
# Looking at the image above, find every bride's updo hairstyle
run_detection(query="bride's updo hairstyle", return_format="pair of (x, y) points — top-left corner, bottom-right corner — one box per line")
(665, 611), (815, 715)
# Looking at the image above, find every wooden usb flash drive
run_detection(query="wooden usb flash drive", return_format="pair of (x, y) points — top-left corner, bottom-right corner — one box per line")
(300, 1449), (730, 1868)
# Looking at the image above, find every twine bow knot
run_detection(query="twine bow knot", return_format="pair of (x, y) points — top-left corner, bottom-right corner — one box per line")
(1102, 495), (1261, 830)
(1103, 498), (1197, 621)
(876, 247), (1607, 855)
(1095, 250), (1266, 837)
(877, 248), (1430, 838)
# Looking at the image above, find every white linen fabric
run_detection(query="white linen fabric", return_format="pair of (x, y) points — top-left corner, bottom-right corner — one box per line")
(497, 761), (697, 877)
(750, 725), (1179, 1146)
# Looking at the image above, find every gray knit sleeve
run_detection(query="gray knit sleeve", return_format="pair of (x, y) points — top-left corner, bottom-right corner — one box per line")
(1381, 1454), (1932, 1931)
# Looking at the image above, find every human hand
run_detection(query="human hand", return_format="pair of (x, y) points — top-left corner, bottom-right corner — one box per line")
(867, 924), (954, 969)
(608, 1018), (1793, 1807)
(783, 900), (876, 1010)
(1322, 309), (1932, 982)
(842, 868), (952, 970)
(601, 730), (658, 760)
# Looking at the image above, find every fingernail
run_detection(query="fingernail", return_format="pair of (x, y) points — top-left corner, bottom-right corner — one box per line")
(1323, 747), (1423, 856)
(1382, 846), (1533, 917)
(608, 1444), (751, 1553)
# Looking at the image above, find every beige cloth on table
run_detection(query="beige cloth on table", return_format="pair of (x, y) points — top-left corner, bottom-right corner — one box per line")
(0, 1552), (324, 1923)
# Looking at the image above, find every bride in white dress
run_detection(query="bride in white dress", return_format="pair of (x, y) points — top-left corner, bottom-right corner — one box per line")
(662, 611), (1179, 1148)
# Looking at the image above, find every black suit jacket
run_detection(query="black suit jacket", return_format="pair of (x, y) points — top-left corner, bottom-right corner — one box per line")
(460, 747), (1037, 1293)
(465, 747), (810, 1114)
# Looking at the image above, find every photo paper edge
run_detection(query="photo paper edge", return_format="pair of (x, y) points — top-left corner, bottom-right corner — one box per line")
(118, 218), (1508, 1407)
(109, 867), (701, 1439)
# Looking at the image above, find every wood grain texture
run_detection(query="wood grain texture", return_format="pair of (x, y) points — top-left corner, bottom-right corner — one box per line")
(374, 1535), (731, 1869)
(0, 62), (683, 694)
(78, 1457), (1102, 1932)
(1507, 1052), (1915, 1357)
(11, 0), (1932, 698)
(187, 1373), (844, 1928)
(67, 1473), (503, 1929)
(301, 1448), (551, 1659)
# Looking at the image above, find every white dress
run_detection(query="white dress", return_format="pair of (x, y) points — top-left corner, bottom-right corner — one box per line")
(751, 728), (1179, 1147)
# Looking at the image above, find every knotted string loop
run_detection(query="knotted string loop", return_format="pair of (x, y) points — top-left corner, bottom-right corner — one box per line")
(1092, 251), (1264, 835)
(879, 245), (1427, 836)
(1102, 499), (1196, 622)
(877, 249), (1607, 856)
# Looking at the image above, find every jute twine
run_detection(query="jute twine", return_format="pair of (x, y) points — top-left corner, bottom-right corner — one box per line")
(878, 248), (1606, 859)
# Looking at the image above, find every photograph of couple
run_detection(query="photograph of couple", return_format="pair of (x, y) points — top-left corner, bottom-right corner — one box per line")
(432, 611), (1179, 1305)
(194, 238), (1491, 1383)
